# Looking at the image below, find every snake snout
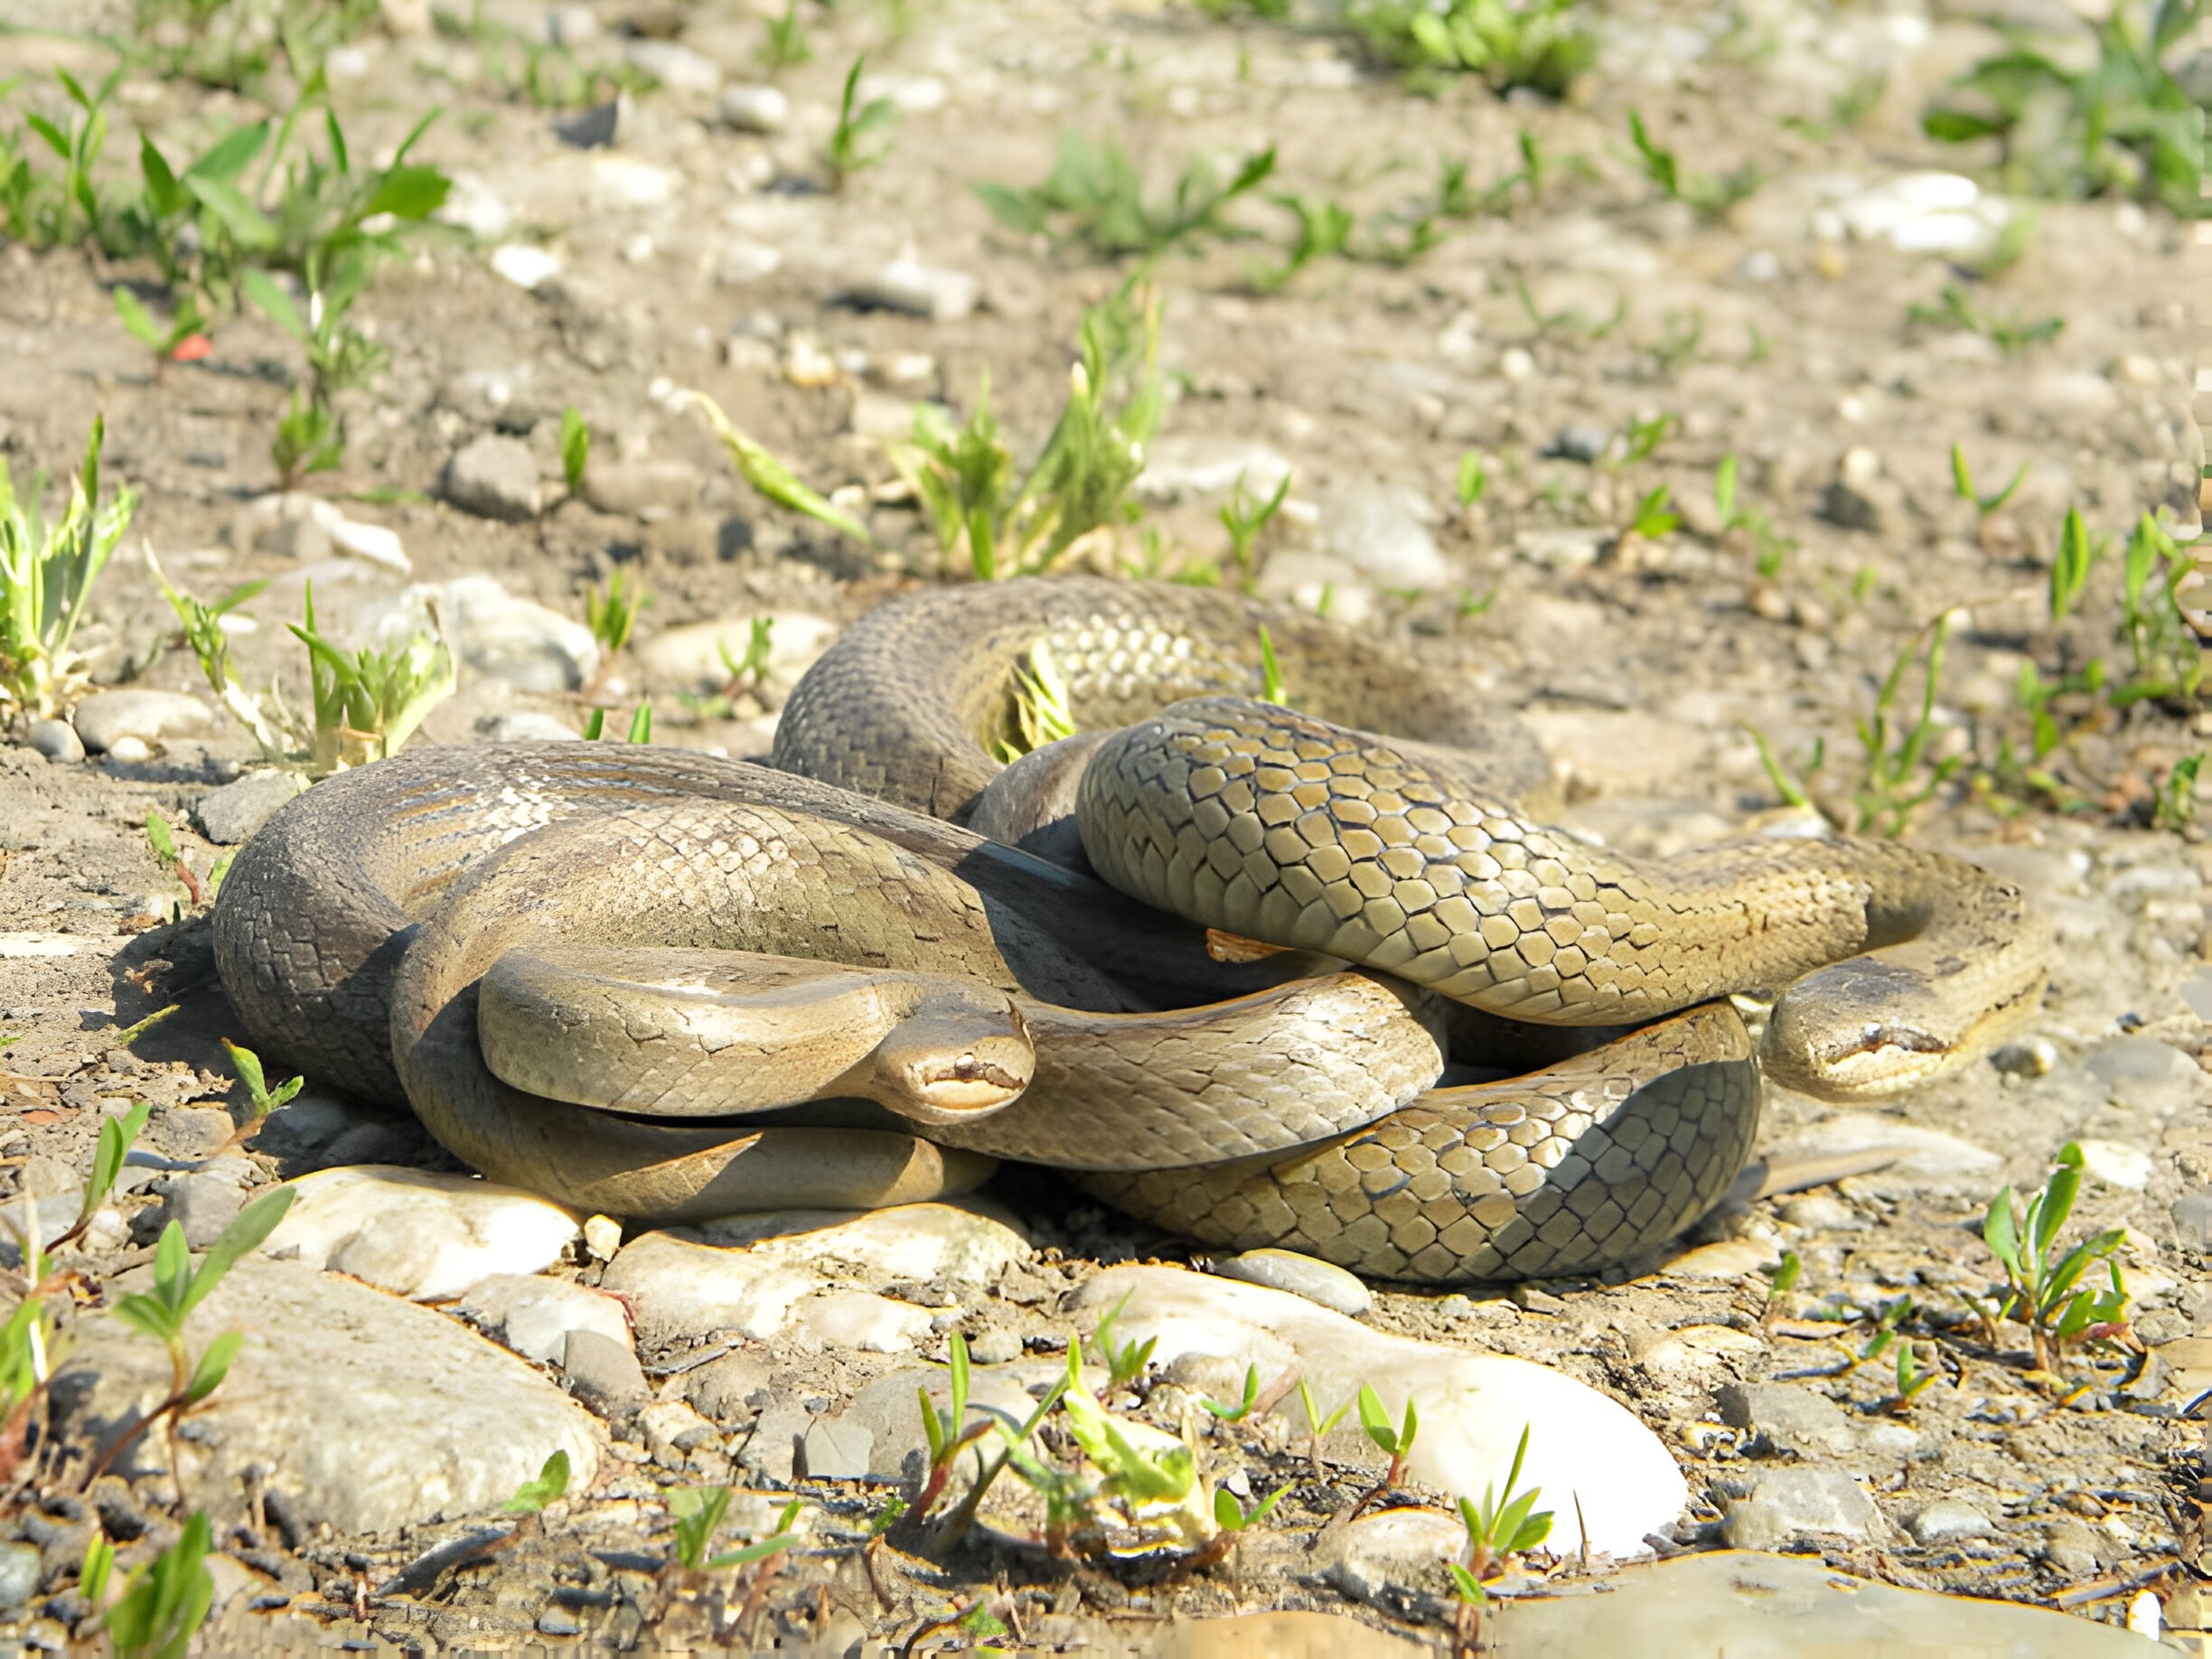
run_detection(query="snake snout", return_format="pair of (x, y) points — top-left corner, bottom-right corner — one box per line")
(868, 998), (1036, 1125)
(1762, 959), (1965, 1101)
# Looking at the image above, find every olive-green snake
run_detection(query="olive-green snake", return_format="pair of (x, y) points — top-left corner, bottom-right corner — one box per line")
(211, 579), (2048, 1281)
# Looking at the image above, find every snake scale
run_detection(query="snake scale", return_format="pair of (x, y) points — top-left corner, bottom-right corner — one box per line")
(211, 578), (2049, 1282)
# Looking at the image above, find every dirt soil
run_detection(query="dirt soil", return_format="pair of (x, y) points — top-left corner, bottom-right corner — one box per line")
(0, 0), (2207, 1653)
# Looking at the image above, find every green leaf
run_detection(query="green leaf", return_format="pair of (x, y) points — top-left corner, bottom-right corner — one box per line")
(185, 121), (268, 183)
(624, 705), (651, 744)
(23, 114), (68, 160)
(680, 390), (873, 544)
(152, 1222), (191, 1311)
(220, 1038), (268, 1103)
(110, 1292), (182, 1349)
(82, 1101), (151, 1223)
(144, 809), (180, 865)
(361, 163), (451, 222)
(1446, 1561), (1487, 1604)
(1982, 1186), (2020, 1276)
(504, 1449), (571, 1514)
(559, 407), (589, 492)
(184, 1331), (243, 1403)
(706, 1532), (799, 1570)
(185, 173), (276, 249)
(179, 1186), (296, 1319)
(239, 268), (306, 342)
(1356, 1383), (1395, 1452)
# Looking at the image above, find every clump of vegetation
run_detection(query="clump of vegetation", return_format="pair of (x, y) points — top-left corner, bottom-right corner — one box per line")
(824, 54), (898, 186)
(1963, 1141), (2132, 1377)
(1446, 1426), (1552, 1656)
(0, 417), (137, 726)
(1922, 0), (2198, 218)
(1342, 0), (1595, 98)
(1906, 284), (2063, 355)
(1626, 110), (1762, 218)
(975, 132), (1276, 261)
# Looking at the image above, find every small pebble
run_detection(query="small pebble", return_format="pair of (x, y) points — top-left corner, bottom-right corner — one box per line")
(1211, 1248), (1372, 1317)
(1550, 423), (1610, 464)
(476, 712), (581, 744)
(1990, 1037), (2057, 1078)
(193, 771), (305, 846)
(26, 718), (82, 763)
(718, 84), (789, 133)
(1906, 1498), (1994, 1544)
(1721, 1467), (1879, 1551)
(2075, 1140), (2152, 1190)
(582, 1214), (623, 1260)
(443, 434), (544, 522)
(847, 258), (979, 323)
(563, 1329), (650, 1414)
(71, 689), (211, 755)
(0, 1542), (38, 1611)
(538, 1608), (584, 1637)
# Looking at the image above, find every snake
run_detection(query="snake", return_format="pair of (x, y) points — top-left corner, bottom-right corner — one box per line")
(211, 578), (2049, 1282)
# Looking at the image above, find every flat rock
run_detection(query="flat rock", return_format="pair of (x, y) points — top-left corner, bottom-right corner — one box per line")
(1321, 483), (1448, 591)
(1487, 1550), (2156, 1654)
(562, 1328), (650, 1413)
(1072, 1266), (1683, 1557)
(846, 258), (979, 323)
(262, 1167), (581, 1300)
(475, 711), (580, 743)
(52, 1258), (602, 1534)
(1520, 710), (1714, 799)
(1768, 1116), (2000, 1191)
(1208, 1248), (1371, 1317)
(368, 575), (599, 694)
(442, 434), (543, 521)
(1711, 1382), (1856, 1457)
(634, 612), (837, 694)
(1720, 1467), (1880, 1551)
(580, 459), (701, 519)
(604, 1202), (1031, 1350)
(809, 1362), (1042, 1485)
(71, 690), (211, 754)
(457, 1273), (631, 1364)
(718, 83), (789, 132)
(192, 771), (306, 845)
(1906, 1497), (1996, 1544)
(25, 718), (81, 763)
(1321, 1507), (1466, 1620)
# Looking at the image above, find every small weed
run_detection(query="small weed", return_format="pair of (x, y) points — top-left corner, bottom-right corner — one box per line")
(1250, 192), (1355, 291)
(585, 568), (647, 658)
(1621, 484), (1679, 544)
(1455, 452), (1487, 508)
(2152, 754), (2202, 833)
(914, 1334), (989, 1521)
(680, 389), (873, 545)
(758, 0), (813, 73)
(1889, 1339), (1944, 1411)
(93, 1509), (214, 1659)
(1626, 110), (1762, 217)
(1779, 70), (1889, 142)
(1907, 284), (2063, 354)
(268, 392), (343, 492)
(583, 706), (654, 744)
(220, 1038), (302, 1123)
(989, 642), (1077, 764)
(503, 1449), (570, 1514)
(1199, 1362), (1261, 1423)
(1446, 1425), (1552, 1657)
(668, 1488), (802, 1574)
(1604, 412), (1677, 469)
(1513, 271), (1624, 342)
(1256, 625), (1287, 704)
(1348, 1383), (1417, 1516)
(1950, 444), (2029, 551)
(1761, 1249), (1803, 1325)
(1711, 455), (1795, 577)
(825, 55), (898, 187)
(2113, 511), (2201, 706)
(559, 408), (590, 498)
(111, 286), (207, 382)
(1084, 1292), (1158, 1392)
(1964, 1141), (2132, 1377)
(1296, 1379), (1351, 1475)
(976, 131), (1276, 261)
(1218, 468), (1291, 593)
(144, 810), (229, 914)
(1345, 0), (1595, 98)
(0, 416), (137, 726)
(2048, 505), (2104, 623)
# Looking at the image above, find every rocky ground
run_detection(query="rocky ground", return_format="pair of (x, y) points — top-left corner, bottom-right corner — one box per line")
(0, 0), (2207, 1653)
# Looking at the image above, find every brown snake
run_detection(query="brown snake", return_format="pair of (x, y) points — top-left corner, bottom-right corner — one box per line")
(211, 579), (2048, 1281)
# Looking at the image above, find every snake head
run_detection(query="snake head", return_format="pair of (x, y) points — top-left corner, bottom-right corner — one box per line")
(1763, 958), (1979, 1101)
(866, 994), (1036, 1124)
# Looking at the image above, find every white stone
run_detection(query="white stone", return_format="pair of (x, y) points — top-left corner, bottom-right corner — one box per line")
(2075, 1140), (2153, 1191)
(717, 84), (789, 134)
(1322, 484), (1448, 591)
(458, 1273), (631, 1364)
(490, 244), (562, 290)
(1071, 1266), (1684, 1557)
(1132, 436), (1295, 503)
(53, 1258), (602, 1534)
(367, 575), (600, 694)
(0, 933), (81, 958)
(623, 39), (721, 94)
(849, 258), (979, 323)
(602, 1202), (1030, 1350)
(1208, 1249), (1371, 1317)
(584, 155), (676, 210)
(70, 690), (211, 753)
(262, 1167), (581, 1300)
(438, 172), (514, 241)
(327, 514), (409, 573)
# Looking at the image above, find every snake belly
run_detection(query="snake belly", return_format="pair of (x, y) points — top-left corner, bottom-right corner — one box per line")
(212, 578), (2048, 1282)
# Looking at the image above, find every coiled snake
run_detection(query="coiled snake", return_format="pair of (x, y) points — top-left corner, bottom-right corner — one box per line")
(211, 579), (2048, 1282)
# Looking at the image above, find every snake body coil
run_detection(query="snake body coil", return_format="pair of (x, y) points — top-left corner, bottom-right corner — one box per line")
(212, 579), (2048, 1281)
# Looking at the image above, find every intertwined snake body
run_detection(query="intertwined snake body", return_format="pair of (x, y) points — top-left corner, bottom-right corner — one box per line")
(211, 579), (2048, 1281)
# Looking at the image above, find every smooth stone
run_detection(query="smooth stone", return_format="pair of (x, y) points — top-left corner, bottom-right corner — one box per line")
(261, 1167), (581, 1300)
(683, 1351), (771, 1422)
(1906, 1497), (1996, 1544)
(2082, 1036), (2202, 1110)
(1132, 436), (1295, 503)
(562, 1329), (650, 1413)
(2075, 1139), (2153, 1190)
(70, 690), (211, 754)
(1771, 1116), (2000, 1189)
(475, 711), (580, 743)
(25, 718), (82, 763)
(2171, 1190), (2212, 1249)
(442, 434), (544, 521)
(799, 1417), (874, 1481)
(1322, 1507), (1465, 1620)
(106, 736), (152, 764)
(0, 1542), (38, 1611)
(192, 771), (306, 846)
(623, 39), (720, 93)
(847, 258), (980, 323)
(1720, 1467), (1879, 1551)
(2180, 969), (2212, 1022)
(151, 1169), (248, 1248)
(717, 83), (789, 133)
(457, 1273), (631, 1364)
(1549, 422), (1611, 464)
(713, 239), (783, 286)
(603, 1202), (1030, 1350)
(1157, 1612), (1429, 1658)
(1711, 1382), (1855, 1457)
(552, 100), (619, 150)
(490, 244), (561, 291)
(634, 1399), (717, 1460)
(51, 1258), (603, 1534)
(251, 1086), (399, 1158)
(1209, 1249), (1371, 1317)
(1072, 1266), (1684, 1557)
(1521, 710), (1711, 799)
(1990, 1036), (2058, 1077)
(580, 459), (701, 519)
(633, 613), (837, 694)
(369, 576), (599, 694)
(1486, 1550), (2157, 1654)
(811, 1364), (1039, 1484)
(327, 515), (409, 573)
(1321, 484), (1448, 591)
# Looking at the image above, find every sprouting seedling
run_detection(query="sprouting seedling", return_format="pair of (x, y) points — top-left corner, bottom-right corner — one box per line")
(989, 642), (1076, 764)
(914, 1334), (991, 1521)
(90, 1186), (299, 1486)
(220, 1040), (302, 1122)
(144, 810), (215, 914)
(1084, 1292), (1157, 1392)
(1623, 484), (1679, 544)
(1447, 1423), (1553, 1653)
(1219, 468), (1291, 594)
(93, 1508), (213, 1659)
(1889, 1340), (1942, 1411)
(1455, 452), (1487, 508)
(1456, 586), (1497, 618)
(581, 706), (653, 743)
(757, 0), (811, 70)
(1624, 109), (1759, 216)
(1711, 455), (1794, 578)
(1760, 1250), (1802, 1326)
(825, 54), (898, 186)
(1949, 445), (2028, 543)
(585, 567), (645, 657)
(1907, 286), (2063, 355)
(558, 407), (589, 498)
(44, 1101), (150, 1256)
(2048, 507), (2102, 623)
(679, 389), (872, 545)
(1854, 1293), (1917, 1367)
(669, 1487), (803, 1574)
(1200, 1362), (1259, 1423)
(1975, 1141), (2131, 1377)
(1256, 625), (1287, 705)
(1346, 1384), (1418, 1519)
(503, 1448), (570, 1515)
(112, 286), (205, 383)
(2151, 754), (2202, 835)
(935, 1345), (1077, 1551)
(721, 618), (774, 689)
(1852, 609), (1965, 838)
(1607, 411), (1677, 468)
(1060, 1385), (1201, 1521)
(1296, 1378), (1351, 1476)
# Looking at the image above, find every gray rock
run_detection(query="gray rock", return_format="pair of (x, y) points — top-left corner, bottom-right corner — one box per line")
(538, 1607), (584, 1637)
(459, 1273), (630, 1364)
(71, 690), (211, 755)
(966, 1324), (1021, 1364)
(1549, 423), (1611, 464)
(812, 1364), (1041, 1485)
(153, 1170), (249, 1248)
(2181, 969), (2212, 1022)
(1322, 484), (1448, 591)
(738, 1399), (808, 1481)
(581, 459), (701, 519)
(155, 1107), (239, 1161)
(442, 435), (544, 522)
(847, 259), (980, 323)
(1321, 1508), (1464, 1621)
(369, 576), (598, 694)
(476, 711), (581, 743)
(26, 719), (82, 763)
(2082, 1036), (2200, 1111)
(1819, 478), (1886, 533)
(252, 1087), (392, 1158)
(544, 3), (597, 46)
(0, 1541), (38, 1611)
(553, 100), (620, 149)
(717, 83), (789, 133)
(1720, 1467), (1880, 1551)
(799, 1417), (874, 1481)
(1210, 1249), (1371, 1317)
(192, 772), (306, 846)
(682, 1351), (771, 1422)
(1906, 1497), (1995, 1544)
(1711, 1382), (1857, 1457)
(2172, 1189), (2212, 1250)
(563, 1329), (650, 1414)
(52, 1258), (604, 1534)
